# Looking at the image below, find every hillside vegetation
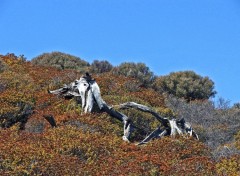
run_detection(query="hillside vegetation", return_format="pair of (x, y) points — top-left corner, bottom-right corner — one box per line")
(0, 53), (239, 175)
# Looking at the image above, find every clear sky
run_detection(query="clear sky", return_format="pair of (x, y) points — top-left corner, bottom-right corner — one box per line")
(1, 0), (240, 105)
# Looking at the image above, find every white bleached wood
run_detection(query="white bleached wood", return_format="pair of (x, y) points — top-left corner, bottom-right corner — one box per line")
(48, 73), (198, 144)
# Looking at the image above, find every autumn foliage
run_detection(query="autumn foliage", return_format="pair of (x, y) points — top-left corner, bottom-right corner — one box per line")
(0, 54), (239, 175)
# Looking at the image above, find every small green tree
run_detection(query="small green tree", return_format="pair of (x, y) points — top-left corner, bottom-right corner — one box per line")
(154, 71), (216, 101)
(112, 62), (156, 87)
(90, 60), (113, 73)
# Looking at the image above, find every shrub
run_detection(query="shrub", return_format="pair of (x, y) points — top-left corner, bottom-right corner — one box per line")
(90, 60), (113, 73)
(0, 90), (34, 128)
(154, 71), (216, 101)
(112, 62), (156, 87)
(31, 51), (90, 71)
(166, 95), (240, 159)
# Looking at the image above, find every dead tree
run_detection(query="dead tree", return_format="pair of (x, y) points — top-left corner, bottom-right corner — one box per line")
(49, 73), (198, 144)
(119, 102), (198, 144)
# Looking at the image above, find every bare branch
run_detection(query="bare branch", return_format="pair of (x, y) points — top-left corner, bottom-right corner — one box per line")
(43, 115), (57, 127)
(119, 102), (169, 127)
(138, 128), (167, 145)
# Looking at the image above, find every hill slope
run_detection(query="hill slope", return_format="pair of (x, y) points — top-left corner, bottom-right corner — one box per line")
(0, 54), (239, 175)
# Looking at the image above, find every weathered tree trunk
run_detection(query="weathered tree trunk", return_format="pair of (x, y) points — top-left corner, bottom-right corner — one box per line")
(119, 102), (199, 143)
(48, 73), (198, 144)
(119, 102), (170, 127)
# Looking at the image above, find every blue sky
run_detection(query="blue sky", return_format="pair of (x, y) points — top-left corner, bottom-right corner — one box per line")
(1, 0), (240, 105)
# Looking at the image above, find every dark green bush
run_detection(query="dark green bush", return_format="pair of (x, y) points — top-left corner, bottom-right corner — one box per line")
(154, 71), (216, 101)
(90, 60), (113, 73)
(112, 62), (156, 87)
(31, 51), (90, 71)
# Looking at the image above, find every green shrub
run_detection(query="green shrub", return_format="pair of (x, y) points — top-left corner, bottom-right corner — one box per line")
(31, 51), (90, 71)
(112, 62), (156, 87)
(154, 71), (216, 101)
(90, 60), (113, 73)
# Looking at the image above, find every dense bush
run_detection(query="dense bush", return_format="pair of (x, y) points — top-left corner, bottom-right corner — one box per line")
(112, 62), (156, 87)
(90, 60), (113, 73)
(154, 71), (216, 101)
(31, 51), (90, 71)
(0, 90), (34, 128)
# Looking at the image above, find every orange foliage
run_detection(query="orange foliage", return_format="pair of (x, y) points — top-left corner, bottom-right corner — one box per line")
(0, 54), (239, 175)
